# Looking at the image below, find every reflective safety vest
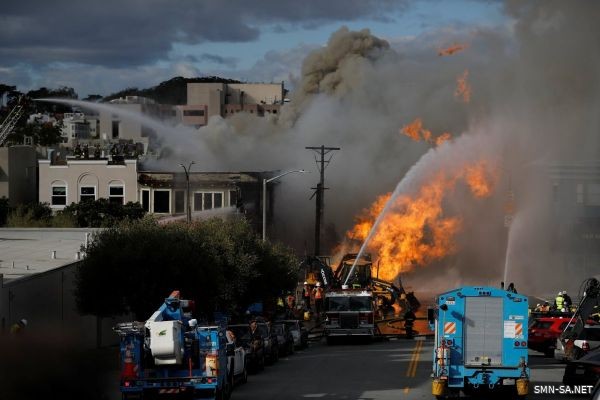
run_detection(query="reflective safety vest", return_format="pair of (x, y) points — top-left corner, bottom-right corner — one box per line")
(555, 295), (564, 310)
(277, 297), (285, 307)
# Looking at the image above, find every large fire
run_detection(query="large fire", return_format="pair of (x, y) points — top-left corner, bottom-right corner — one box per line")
(455, 69), (471, 103)
(342, 159), (498, 282)
(400, 118), (453, 147)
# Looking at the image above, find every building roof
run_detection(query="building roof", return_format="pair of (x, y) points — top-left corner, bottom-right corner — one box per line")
(0, 228), (99, 284)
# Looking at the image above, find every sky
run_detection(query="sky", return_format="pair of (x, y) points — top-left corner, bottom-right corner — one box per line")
(0, 0), (505, 97)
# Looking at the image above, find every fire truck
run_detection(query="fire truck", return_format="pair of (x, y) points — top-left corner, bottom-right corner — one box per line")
(321, 253), (420, 343)
(429, 285), (530, 398)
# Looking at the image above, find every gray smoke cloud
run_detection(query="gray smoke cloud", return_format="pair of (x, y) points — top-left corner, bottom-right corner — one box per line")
(58, 1), (598, 297)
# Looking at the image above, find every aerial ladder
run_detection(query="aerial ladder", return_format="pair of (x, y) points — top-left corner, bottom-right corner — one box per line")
(0, 98), (24, 146)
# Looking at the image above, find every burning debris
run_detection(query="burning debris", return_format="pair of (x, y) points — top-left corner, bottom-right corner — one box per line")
(438, 43), (468, 57)
(454, 70), (471, 103)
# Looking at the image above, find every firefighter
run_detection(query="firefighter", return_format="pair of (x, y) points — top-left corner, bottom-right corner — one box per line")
(540, 301), (551, 312)
(562, 291), (572, 310)
(286, 291), (296, 318)
(9, 318), (27, 336)
(302, 282), (311, 311)
(313, 282), (324, 318)
(554, 291), (565, 312)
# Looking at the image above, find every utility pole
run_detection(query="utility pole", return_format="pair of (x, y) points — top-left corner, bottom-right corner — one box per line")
(306, 145), (340, 256)
(179, 162), (195, 223)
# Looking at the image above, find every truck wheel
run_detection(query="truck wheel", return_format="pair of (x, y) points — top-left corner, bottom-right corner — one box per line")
(241, 364), (248, 384)
(216, 381), (231, 400)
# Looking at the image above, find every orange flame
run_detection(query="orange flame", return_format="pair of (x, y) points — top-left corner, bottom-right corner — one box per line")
(438, 43), (468, 56)
(400, 118), (452, 147)
(342, 160), (497, 281)
(435, 132), (452, 146)
(400, 118), (423, 141)
(455, 70), (471, 103)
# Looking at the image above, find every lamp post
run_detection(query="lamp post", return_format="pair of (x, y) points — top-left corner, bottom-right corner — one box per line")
(179, 161), (195, 223)
(263, 169), (306, 241)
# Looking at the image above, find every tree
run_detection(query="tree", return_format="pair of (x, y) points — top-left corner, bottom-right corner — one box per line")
(7, 121), (62, 146)
(75, 218), (299, 320)
(62, 199), (145, 227)
(82, 94), (103, 102)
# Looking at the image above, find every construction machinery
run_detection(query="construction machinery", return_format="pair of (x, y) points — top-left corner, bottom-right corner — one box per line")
(558, 277), (600, 357)
(114, 291), (231, 400)
(0, 98), (24, 146)
(429, 285), (530, 398)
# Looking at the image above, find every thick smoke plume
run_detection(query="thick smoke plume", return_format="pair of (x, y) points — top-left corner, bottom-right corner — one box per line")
(61, 1), (599, 296)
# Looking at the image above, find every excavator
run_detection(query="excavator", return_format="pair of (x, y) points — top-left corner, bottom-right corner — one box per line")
(559, 277), (600, 358)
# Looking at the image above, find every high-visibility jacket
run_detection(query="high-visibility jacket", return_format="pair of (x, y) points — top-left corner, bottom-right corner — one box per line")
(277, 297), (285, 307)
(555, 295), (564, 310)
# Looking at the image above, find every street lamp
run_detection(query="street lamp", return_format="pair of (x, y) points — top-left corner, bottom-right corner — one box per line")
(179, 161), (195, 223)
(263, 169), (306, 241)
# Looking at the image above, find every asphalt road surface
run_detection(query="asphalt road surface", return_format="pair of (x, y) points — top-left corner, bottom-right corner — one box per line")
(230, 338), (585, 400)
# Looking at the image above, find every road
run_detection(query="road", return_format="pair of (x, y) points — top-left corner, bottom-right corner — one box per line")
(231, 337), (583, 400)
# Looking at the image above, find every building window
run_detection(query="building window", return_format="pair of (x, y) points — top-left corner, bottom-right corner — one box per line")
(587, 183), (600, 206)
(175, 190), (185, 214)
(80, 186), (96, 202)
(229, 190), (238, 207)
(183, 109), (205, 117)
(577, 183), (584, 204)
(112, 120), (120, 138)
(153, 190), (170, 213)
(203, 193), (213, 210)
(193, 191), (224, 210)
(52, 186), (67, 206)
(214, 193), (222, 208)
(109, 185), (124, 205)
(141, 189), (150, 212)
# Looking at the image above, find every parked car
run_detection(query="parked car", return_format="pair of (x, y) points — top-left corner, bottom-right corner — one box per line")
(228, 324), (264, 373)
(272, 322), (295, 356)
(257, 322), (279, 364)
(562, 347), (600, 386)
(281, 320), (309, 349)
(571, 325), (600, 360)
(226, 329), (248, 386)
(528, 317), (573, 357)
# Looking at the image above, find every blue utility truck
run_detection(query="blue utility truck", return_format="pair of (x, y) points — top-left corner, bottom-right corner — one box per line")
(428, 285), (530, 398)
(114, 291), (231, 400)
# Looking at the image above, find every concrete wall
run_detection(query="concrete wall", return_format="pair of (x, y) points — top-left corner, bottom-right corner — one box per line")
(0, 263), (122, 348)
(0, 146), (38, 206)
(39, 159), (138, 209)
(187, 83), (284, 118)
(227, 83), (284, 105)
